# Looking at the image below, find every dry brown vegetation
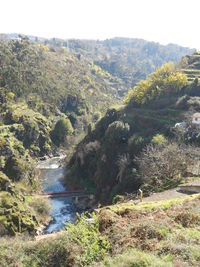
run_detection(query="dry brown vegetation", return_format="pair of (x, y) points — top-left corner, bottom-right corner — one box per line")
(97, 194), (200, 266)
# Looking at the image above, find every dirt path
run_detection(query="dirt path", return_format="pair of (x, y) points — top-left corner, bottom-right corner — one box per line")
(141, 180), (200, 203)
(142, 188), (188, 202)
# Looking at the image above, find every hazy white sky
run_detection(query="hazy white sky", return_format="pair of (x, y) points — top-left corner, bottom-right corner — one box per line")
(1, 0), (199, 48)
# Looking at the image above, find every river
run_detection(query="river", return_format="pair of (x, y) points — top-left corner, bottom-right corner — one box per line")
(37, 156), (77, 233)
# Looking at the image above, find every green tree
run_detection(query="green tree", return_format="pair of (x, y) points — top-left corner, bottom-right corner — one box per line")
(51, 118), (73, 146)
(125, 62), (188, 105)
(151, 134), (167, 146)
(105, 121), (130, 144)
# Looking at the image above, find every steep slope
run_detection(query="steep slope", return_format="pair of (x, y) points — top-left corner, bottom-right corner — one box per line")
(3, 35), (194, 96)
(44, 37), (194, 93)
(0, 36), (123, 235)
(180, 51), (200, 83)
(0, 36), (196, 236)
(67, 59), (200, 202)
(0, 36), (123, 119)
(0, 193), (199, 266)
(0, 91), (52, 235)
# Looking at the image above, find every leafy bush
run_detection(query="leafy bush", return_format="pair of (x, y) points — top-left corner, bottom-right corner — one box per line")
(13, 141), (25, 155)
(0, 156), (6, 169)
(0, 171), (10, 191)
(0, 191), (38, 236)
(51, 118), (73, 146)
(29, 197), (52, 223)
(97, 248), (173, 267)
(175, 95), (190, 109)
(116, 154), (130, 183)
(112, 195), (124, 204)
(151, 134), (167, 146)
(105, 121), (130, 144)
(128, 135), (145, 157)
(0, 213), (110, 266)
(65, 213), (110, 265)
(4, 156), (28, 182)
(125, 62), (187, 105)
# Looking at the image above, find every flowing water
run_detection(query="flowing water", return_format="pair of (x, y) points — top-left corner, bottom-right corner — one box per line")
(37, 157), (77, 233)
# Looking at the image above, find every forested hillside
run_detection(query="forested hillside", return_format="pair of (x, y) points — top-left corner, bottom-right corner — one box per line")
(0, 36), (123, 118)
(67, 58), (200, 202)
(0, 36), (123, 235)
(0, 35), (196, 236)
(0, 34), (200, 266)
(4, 35), (194, 96)
(44, 37), (194, 93)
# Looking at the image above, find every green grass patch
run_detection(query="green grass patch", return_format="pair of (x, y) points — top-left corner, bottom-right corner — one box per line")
(97, 248), (174, 267)
(106, 194), (200, 214)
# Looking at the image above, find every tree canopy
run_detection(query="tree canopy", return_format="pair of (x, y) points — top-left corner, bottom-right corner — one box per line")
(125, 62), (188, 105)
(51, 118), (73, 146)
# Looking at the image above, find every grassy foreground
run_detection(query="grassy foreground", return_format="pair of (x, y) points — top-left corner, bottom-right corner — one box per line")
(0, 193), (199, 266)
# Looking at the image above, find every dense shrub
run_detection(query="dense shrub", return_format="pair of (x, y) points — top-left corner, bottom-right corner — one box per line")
(175, 95), (190, 109)
(29, 197), (52, 223)
(0, 191), (38, 236)
(128, 135), (145, 157)
(151, 134), (167, 146)
(116, 154), (130, 183)
(125, 62), (187, 105)
(105, 121), (130, 145)
(135, 142), (200, 192)
(4, 156), (28, 182)
(0, 156), (6, 169)
(97, 249), (173, 267)
(51, 118), (73, 146)
(65, 213), (110, 265)
(0, 171), (10, 191)
(112, 195), (124, 204)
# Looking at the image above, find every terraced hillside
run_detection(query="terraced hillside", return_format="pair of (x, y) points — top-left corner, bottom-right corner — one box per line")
(67, 61), (200, 202)
(181, 52), (200, 82)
